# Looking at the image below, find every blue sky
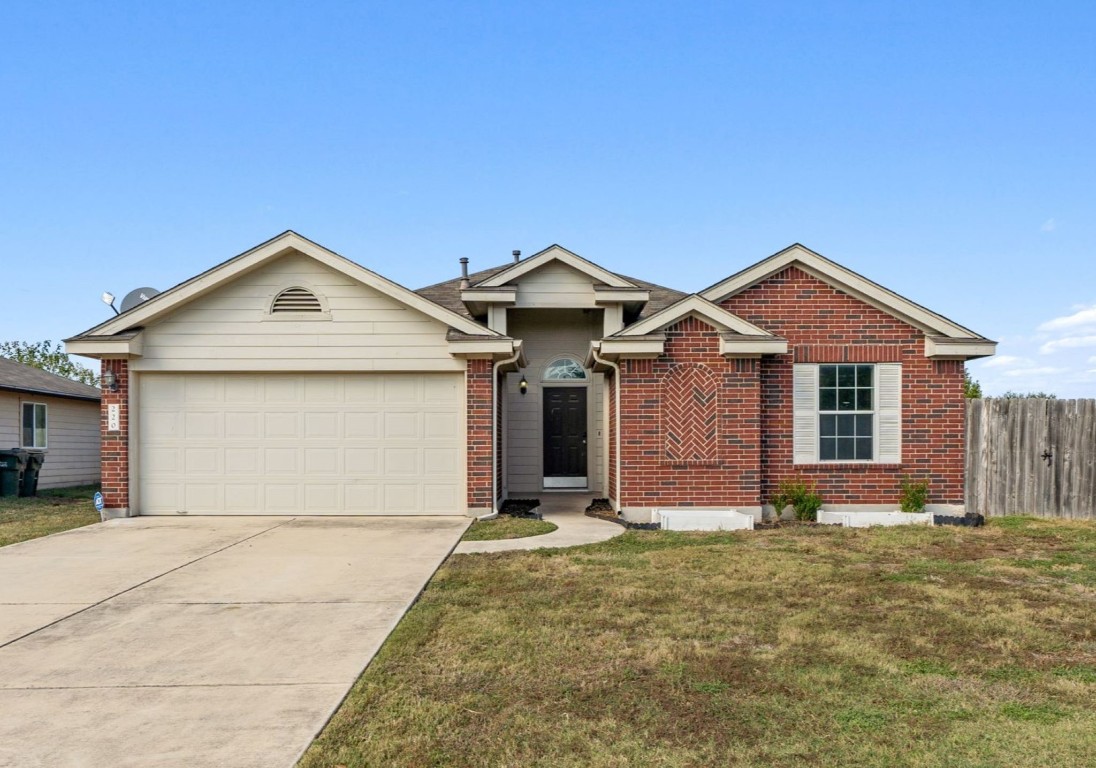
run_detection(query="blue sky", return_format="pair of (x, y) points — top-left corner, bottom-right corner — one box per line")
(2, 1), (1094, 395)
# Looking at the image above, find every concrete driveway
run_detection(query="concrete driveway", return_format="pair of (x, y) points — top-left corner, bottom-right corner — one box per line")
(0, 515), (468, 768)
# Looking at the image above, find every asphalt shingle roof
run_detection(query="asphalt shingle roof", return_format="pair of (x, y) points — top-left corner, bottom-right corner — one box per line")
(0, 356), (101, 401)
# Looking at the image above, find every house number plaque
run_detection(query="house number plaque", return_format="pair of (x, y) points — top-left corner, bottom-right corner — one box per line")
(107, 404), (121, 432)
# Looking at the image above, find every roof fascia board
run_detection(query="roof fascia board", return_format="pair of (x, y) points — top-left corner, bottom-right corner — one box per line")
(65, 333), (144, 359)
(477, 245), (637, 289)
(459, 288), (517, 303)
(598, 336), (665, 358)
(700, 244), (983, 340)
(619, 295), (774, 338)
(719, 335), (789, 357)
(924, 337), (998, 360)
(75, 232), (498, 339)
(594, 289), (651, 304)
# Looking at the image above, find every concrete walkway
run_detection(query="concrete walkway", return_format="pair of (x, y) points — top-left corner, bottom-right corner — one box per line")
(454, 493), (624, 554)
(0, 515), (468, 768)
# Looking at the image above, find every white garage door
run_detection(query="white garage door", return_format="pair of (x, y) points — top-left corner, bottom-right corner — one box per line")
(138, 373), (464, 515)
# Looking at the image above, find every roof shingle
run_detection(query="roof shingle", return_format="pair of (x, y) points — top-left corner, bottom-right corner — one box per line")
(0, 357), (101, 401)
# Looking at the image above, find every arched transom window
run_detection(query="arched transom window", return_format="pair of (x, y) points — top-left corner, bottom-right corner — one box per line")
(543, 357), (587, 381)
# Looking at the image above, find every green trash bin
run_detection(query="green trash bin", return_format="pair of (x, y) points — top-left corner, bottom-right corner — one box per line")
(20, 451), (45, 497)
(0, 450), (27, 498)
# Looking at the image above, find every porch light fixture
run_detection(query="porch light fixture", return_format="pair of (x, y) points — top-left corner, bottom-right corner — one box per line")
(519, 375), (528, 395)
(102, 369), (118, 392)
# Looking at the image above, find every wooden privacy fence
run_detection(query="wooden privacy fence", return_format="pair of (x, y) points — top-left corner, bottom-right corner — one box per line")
(966, 398), (1096, 519)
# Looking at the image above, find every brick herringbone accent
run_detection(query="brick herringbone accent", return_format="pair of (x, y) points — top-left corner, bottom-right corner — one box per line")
(662, 364), (719, 464)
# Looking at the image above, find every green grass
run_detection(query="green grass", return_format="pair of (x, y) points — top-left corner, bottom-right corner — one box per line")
(0, 485), (101, 547)
(301, 517), (1096, 767)
(461, 515), (558, 541)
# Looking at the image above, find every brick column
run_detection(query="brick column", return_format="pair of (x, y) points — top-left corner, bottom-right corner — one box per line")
(466, 358), (494, 514)
(100, 359), (131, 517)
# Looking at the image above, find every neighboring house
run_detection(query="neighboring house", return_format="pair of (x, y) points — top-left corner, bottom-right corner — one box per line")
(65, 231), (995, 520)
(0, 356), (101, 490)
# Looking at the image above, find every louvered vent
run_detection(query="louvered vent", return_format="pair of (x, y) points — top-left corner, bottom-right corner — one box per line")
(272, 287), (322, 313)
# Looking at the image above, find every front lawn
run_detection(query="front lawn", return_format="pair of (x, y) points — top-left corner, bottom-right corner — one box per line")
(461, 516), (558, 541)
(302, 518), (1096, 767)
(0, 485), (101, 547)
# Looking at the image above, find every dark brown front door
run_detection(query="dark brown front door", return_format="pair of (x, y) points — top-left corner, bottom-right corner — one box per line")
(543, 387), (587, 485)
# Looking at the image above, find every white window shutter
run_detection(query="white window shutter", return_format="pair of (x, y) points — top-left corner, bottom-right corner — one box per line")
(876, 363), (902, 463)
(792, 364), (818, 464)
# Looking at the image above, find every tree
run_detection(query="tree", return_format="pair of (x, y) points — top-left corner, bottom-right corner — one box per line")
(963, 369), (982, 399)
(0, 340), (99, 386)
(997, 391), (1058, 400)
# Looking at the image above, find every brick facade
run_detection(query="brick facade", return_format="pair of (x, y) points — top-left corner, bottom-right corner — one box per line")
(723, 266), (965, 506)
(618, 316), (762, 508)
(465, 358), (494, 512)
(99, 359), (130, 512)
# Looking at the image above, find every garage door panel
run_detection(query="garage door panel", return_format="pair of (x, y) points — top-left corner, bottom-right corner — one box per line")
(139, 373), (464, 515)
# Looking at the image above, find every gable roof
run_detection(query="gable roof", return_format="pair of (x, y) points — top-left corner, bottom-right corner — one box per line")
(0, 356), (101, 401)
(68, 231), (501, 341)
(613, 294), (776, 338)
(415, 263), (687, 321)
(700, 243), (990, 340)
(475, 245), (639, 289)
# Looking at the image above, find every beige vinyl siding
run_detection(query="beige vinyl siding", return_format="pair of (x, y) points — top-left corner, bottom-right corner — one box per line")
(134, 252), (461, 373)
(0, 392), (100, 489)
(514, 262), (598, 309)
(504, 309), (604, 495)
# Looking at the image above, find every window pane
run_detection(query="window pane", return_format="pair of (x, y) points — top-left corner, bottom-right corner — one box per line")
(856, 365), (873, 387)
(838, 366), (855, 387)
(837, 414), (854, 435)
(544, 359), (586, 380)
(34, 405), (47, 448)
(22, 404), (33, 446)
(819, 366), (837, 388)
(820, 388), (836, 410)
(855, 414), (872, 436)
(837, 389), (855, 410)
(856, 437), (873, 460)
(820, 415), (836, 437)
(820, 438), (837, 461)
(856, 388), (872, 410)
(837, 437), (855, 460)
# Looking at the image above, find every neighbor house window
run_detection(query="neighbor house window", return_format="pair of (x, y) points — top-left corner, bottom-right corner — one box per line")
(21, 403), (47, 449)
(819, 364), (874, 461)
(793, 363), (901, 464)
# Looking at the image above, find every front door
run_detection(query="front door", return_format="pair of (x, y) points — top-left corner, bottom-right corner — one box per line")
(543, 387), (587, 488)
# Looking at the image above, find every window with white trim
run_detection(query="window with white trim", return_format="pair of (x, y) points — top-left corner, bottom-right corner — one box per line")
(793, 363), (901, 464)
(543, 358), (587, 380)
(21, 402), (47, 449)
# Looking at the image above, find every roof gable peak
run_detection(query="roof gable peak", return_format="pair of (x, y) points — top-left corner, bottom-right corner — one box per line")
(476, 244), (637, 289)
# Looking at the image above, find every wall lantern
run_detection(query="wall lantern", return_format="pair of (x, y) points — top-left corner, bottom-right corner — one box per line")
(102, 369), (119, 392)
(519, 375), (528, 395)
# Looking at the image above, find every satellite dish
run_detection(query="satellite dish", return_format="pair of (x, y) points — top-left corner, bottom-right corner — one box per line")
(119, 287), (161, 313)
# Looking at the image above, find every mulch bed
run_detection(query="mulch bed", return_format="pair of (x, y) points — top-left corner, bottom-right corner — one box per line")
(499, 498), (542, 519)
(584, 499), (661, 530)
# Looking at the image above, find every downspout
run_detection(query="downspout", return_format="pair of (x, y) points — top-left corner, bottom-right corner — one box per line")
(590, 344), (622, 513)
(484, 344), (522, 520)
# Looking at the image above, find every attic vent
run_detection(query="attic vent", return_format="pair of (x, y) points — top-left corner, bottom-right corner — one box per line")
(272, 287), (322, 313)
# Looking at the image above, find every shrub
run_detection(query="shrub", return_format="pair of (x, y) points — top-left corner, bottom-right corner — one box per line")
(899, 476), (930, 513)
(771, 477), (823, 521)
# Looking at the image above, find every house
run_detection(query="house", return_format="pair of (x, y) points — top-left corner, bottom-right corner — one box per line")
(65, 231), (995, 520)
(0, 356), (101, 490)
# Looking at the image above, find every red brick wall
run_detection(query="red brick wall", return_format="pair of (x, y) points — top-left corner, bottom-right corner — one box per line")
(619, 316), (761, 507)
(466, 358), (494, 511)
(723, 266), (966, 505)
(100, 359), (129, 511)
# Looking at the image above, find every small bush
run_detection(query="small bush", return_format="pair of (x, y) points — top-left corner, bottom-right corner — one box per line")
(771, 477), (823, 521)
(899, 476), (930, 513)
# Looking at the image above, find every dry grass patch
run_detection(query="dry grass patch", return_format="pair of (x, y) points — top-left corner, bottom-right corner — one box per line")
(461, 516), (558, 541)
(302, 519), (1096, 768)
(0, 485), (100, 547)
